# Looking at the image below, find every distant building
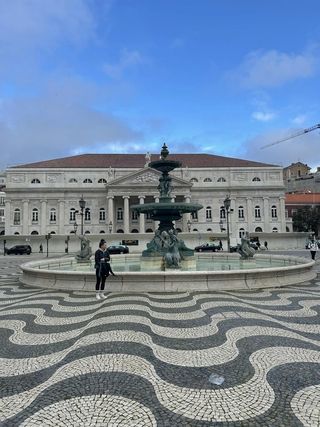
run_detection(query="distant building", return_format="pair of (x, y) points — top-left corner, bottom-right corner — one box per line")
(283, 162), (320, 193)
(0, 171), (6, 235)
(4, 152), (287, 238)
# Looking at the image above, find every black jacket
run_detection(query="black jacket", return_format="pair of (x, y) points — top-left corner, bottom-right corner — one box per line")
(94, 249), (114, 276)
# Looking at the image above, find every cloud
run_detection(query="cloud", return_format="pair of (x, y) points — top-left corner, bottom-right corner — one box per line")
(104, 49), (146, 79)
(252, 111), (276, 122)
(0, 77), (144, 169)
(228, 49), (317, 89)
(292, 114), (307, 125)
(243, 127), (320, 168)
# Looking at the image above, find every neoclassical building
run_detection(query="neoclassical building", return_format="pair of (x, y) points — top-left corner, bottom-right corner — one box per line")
(4, 152), (288, 239)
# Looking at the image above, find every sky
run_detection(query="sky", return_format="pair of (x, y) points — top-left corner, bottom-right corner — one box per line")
(0, 0), (320, 170)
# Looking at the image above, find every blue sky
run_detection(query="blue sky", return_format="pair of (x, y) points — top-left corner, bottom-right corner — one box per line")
(0, 0), (320, 169)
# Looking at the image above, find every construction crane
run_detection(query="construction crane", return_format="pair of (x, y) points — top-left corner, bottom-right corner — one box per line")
(261, 123), (320, 149)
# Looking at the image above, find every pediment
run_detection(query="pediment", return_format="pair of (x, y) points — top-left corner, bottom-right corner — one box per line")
(107, 168), (191, 188)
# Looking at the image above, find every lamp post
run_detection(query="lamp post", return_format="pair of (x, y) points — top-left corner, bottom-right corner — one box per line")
(45, 233), (51, 258)
(108, 220), (113, 234)
(79, 195), (86, 236)
(3, 239), (6, 256)
(223, 196), (233, 252)
(187, 219), (192, 232)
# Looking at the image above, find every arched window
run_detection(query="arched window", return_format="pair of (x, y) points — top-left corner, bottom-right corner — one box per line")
(238, 206), (244, 219)
(117, 208), (123, 221)
(271, 205), (277, 218)
(83, 178), (93, 183)
(192, 228), (198, 232)
(217, 177), (226, 182)
(272, 227), (278, 233)
(255, 227), (263, 232)
(207, 228), (212, 232)
(70, 230), (75, 234)
(31, 230), (39, 235)
(100, 230), (105, 234)
(203, 178), (212, 182)
(50, 208), (56, 222)
(50, 231), (56, 234)
(252, 177), (261, 182)
(14, 232), (20, 235)
(69, 208), (76, 222)
(84, 208), (91, 221)
(254, 205), (261, 218)
(69, 178), (78, 183)
(191, 211), (198, 220)
(206, 206), (212, 220)
(132, 210), (138, 220)
(146, 228), (153, 233)
(32, 208), (39, 222)
(117, 229), (124, 233)
(131, 229), (139, 233)
(239, 228), (245, 238)
(220, 206), (226, 219)
(98, 178), (107, 183)
(99, 208), (106, 221)
(286, 226), (290, 232)
(190, 178), (198, 183)
(85, 230), (90, 234)
(31, 178), (41, 184)
(14, 208), (21, 225)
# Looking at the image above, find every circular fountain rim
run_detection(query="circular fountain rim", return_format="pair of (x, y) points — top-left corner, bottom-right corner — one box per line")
(19, 253), (316, 292)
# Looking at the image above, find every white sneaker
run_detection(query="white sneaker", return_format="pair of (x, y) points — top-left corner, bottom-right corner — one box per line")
(96, 293), (101, 300)
(100, 293), (107, 299)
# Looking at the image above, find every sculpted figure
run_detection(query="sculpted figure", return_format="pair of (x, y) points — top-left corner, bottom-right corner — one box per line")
(76, 235), (92, 262)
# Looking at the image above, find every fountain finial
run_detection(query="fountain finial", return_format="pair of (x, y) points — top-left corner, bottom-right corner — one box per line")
(160, 143), (169, 160)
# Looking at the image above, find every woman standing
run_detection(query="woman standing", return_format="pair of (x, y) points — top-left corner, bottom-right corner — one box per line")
(309, 239), (318, 260)
(94, 239), (114, 300)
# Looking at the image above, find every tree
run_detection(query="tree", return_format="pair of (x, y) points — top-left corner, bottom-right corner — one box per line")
(292, 206), (320, 235)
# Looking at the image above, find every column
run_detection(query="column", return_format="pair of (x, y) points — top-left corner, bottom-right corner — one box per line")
(139, 196), (145, 233)
(263, 197), (269, 233)
(4, 199), (11, 235)
(183, 194), (191, 232)
(246, 198), (252, 233)
(22, 200), (29, 235)
(40, 200), (47, 235)
(58, 200), (65, 234)
(153, 196), (159, 230)
(107, 196), (114, 232)
(279, 196), (286, 232)
(123, 195), (130, 233)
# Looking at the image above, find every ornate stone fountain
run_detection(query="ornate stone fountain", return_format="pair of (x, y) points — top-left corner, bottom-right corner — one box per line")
(131, 144), (203, 268)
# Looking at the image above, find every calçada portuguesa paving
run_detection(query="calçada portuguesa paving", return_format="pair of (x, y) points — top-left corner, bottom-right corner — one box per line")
(0, 253), (319, 426)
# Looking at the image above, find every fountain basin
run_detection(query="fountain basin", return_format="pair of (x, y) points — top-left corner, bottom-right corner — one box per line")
(19, 253), (316, 292)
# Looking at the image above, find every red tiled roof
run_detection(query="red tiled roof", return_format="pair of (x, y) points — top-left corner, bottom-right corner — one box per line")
(10, 153), (277, 169)
(285, 193), (320, 204)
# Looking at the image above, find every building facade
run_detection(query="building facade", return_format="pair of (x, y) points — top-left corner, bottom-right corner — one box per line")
(4, 153), (287, 241)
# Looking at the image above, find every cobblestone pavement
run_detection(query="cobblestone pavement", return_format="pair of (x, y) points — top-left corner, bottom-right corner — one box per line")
(0, 254), (319, 426)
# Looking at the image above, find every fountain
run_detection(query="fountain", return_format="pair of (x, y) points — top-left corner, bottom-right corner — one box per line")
(19, 145), (316, 292)
(130, 143), (202, 269)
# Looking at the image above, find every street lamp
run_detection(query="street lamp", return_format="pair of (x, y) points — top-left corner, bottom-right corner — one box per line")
(187, 219), (192, 232)
(223, 196), (233, 252)
(45, 233), (51, 258)
(79, 195), (86, 236)
(108, 220), (113, 233)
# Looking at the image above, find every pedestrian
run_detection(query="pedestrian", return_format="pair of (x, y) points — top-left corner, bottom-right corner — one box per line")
(264, 241), (268, 250)
(309, 239), (318, 260)
(219, 240), (223, 250)
(94, 239), (115, 300)
(39, 244), (43, 253)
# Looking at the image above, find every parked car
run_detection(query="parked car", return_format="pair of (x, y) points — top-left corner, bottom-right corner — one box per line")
(107, 244), (129, 254)
(5, 245), (32, 255)
(194, 243), (220, 252)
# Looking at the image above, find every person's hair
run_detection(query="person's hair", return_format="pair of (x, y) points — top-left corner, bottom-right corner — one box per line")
(99, 239), (106, 248)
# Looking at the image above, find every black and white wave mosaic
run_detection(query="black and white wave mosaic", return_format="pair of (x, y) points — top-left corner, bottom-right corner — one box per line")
(0, 277), (319, 426)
